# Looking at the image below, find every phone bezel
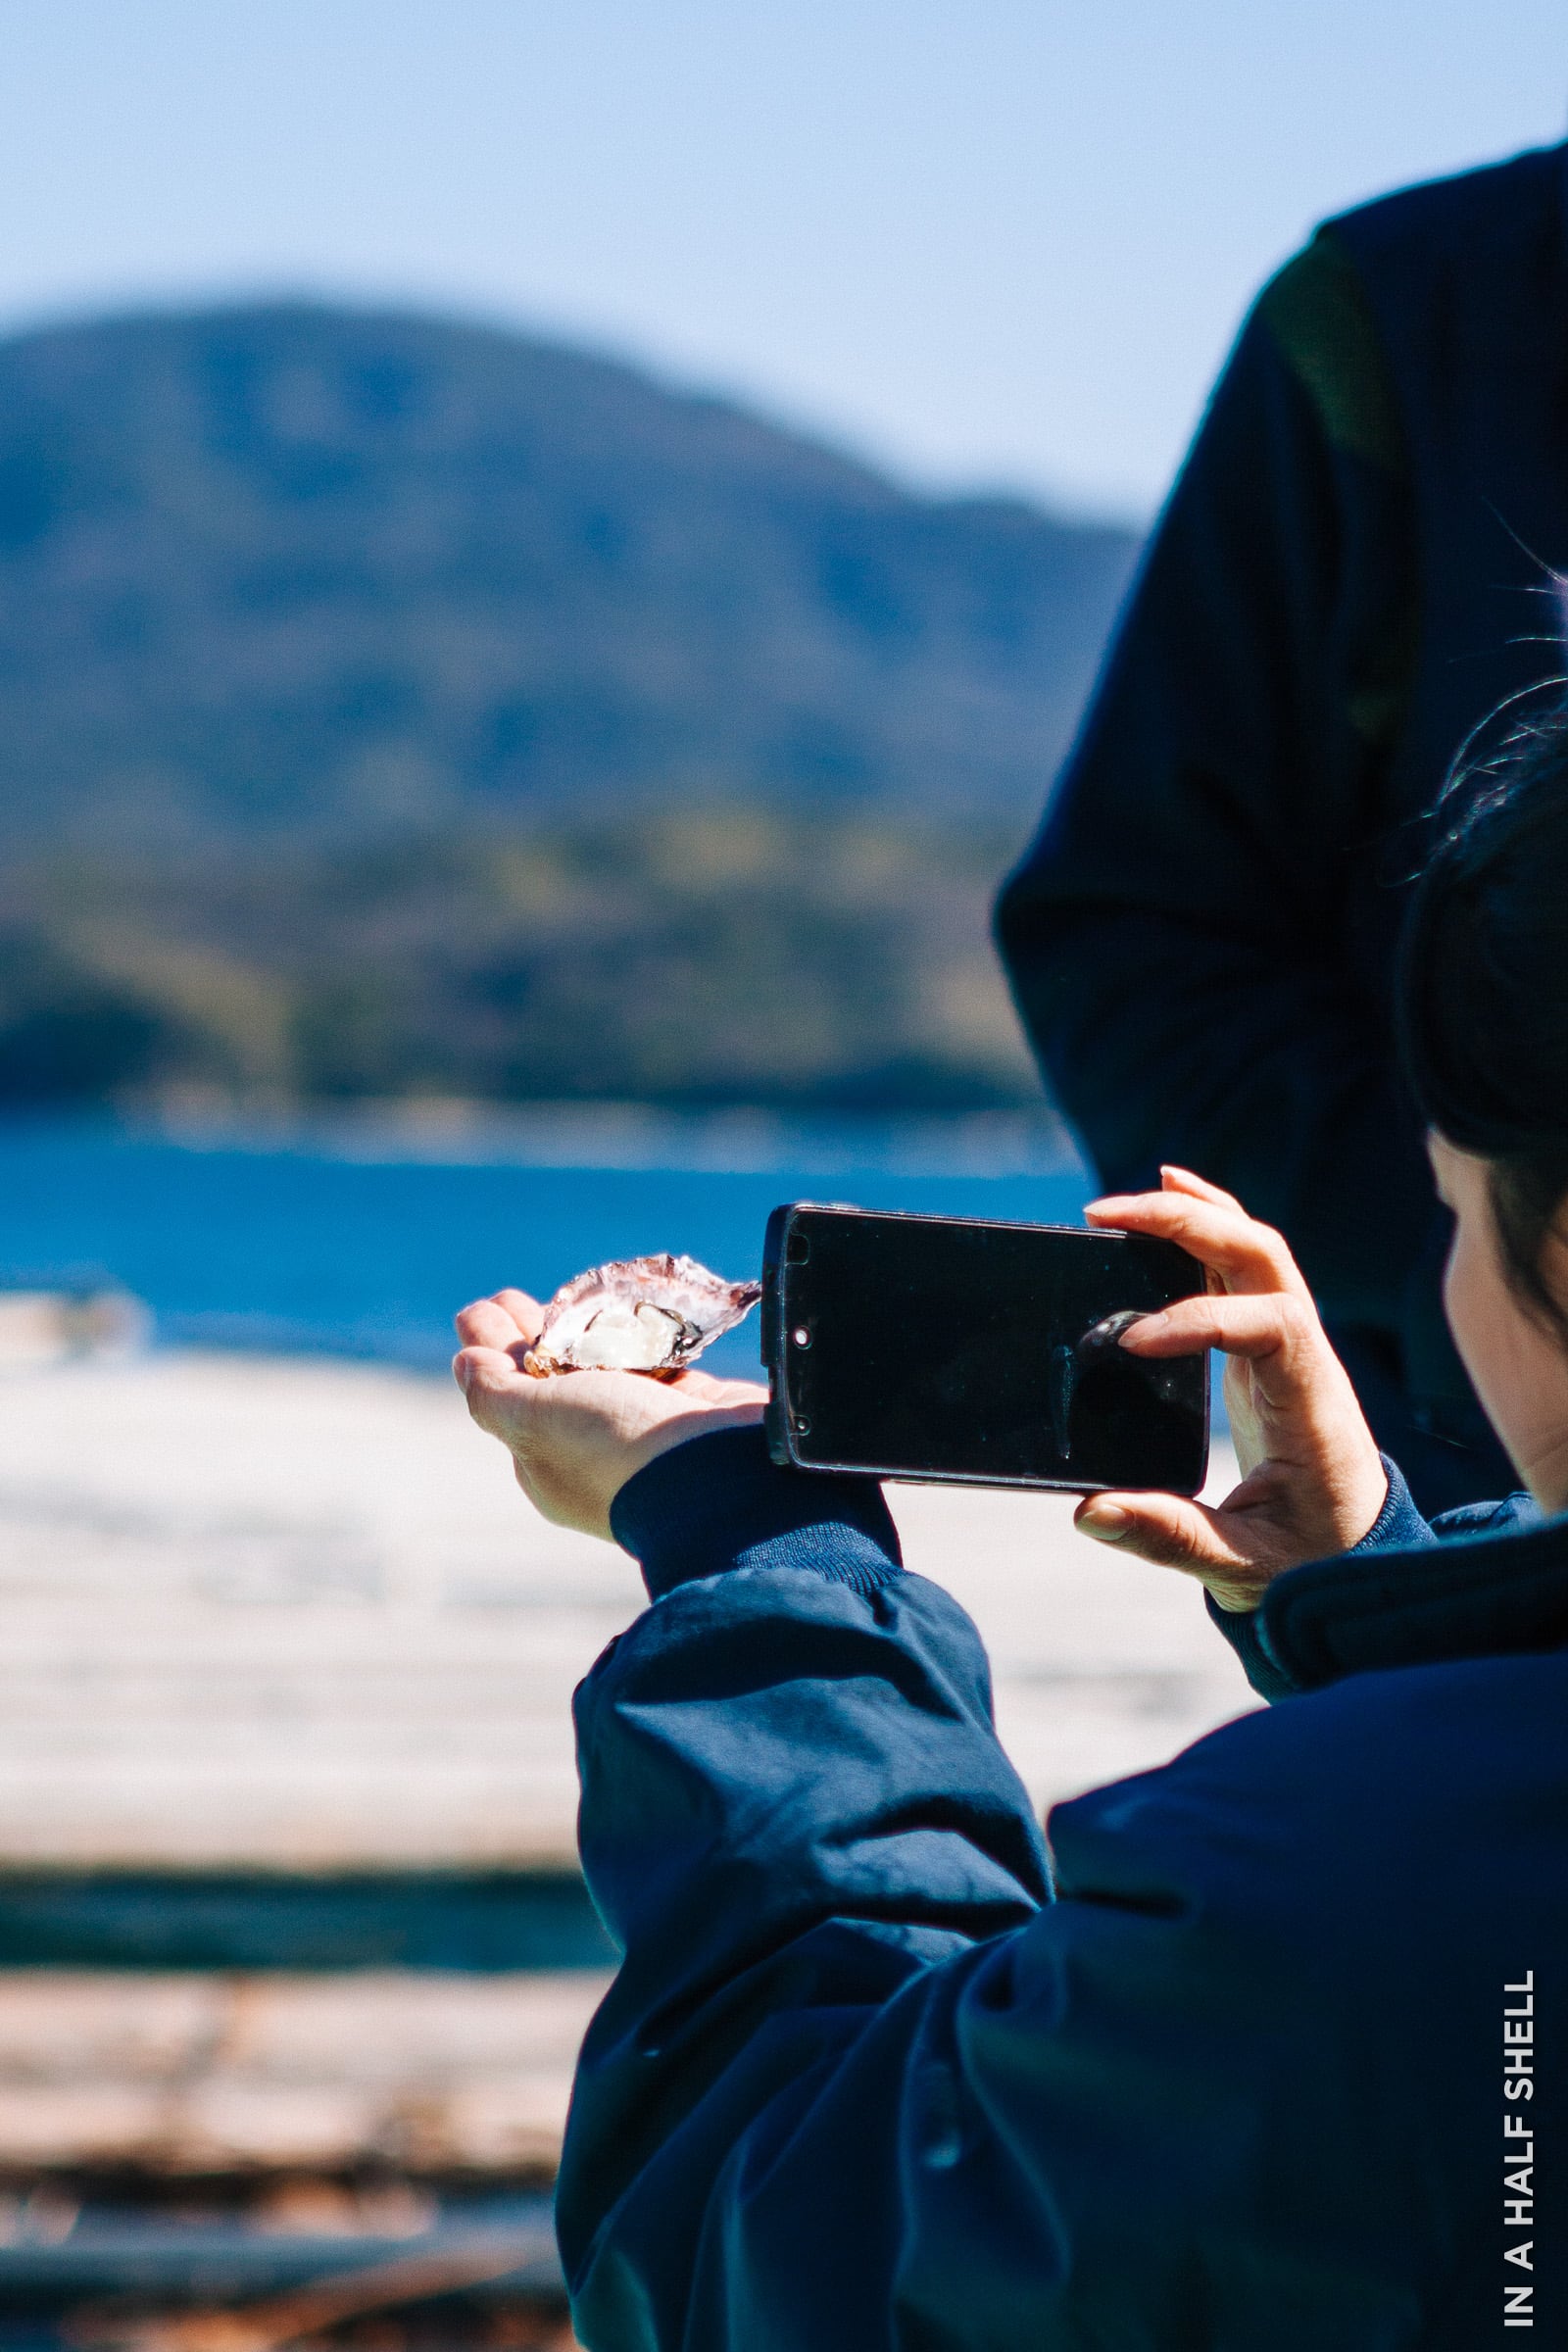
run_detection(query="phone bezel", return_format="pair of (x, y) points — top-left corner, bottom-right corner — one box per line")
(761, 1200), (1210, 1496)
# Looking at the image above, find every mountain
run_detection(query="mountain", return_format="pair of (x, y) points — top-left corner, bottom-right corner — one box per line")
(0, 303), (1140, 1109)
(0, 303), (1137, 843)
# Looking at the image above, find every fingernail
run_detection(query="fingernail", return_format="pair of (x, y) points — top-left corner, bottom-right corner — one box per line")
(453, 1352), (472, 1392)
(1079, 1501), (1129, 1542)
(1119, 1311), (1164, 1345)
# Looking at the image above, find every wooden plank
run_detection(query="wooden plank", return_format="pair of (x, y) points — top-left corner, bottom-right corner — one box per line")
(0, 1871), (614, 1971)
(0, 1352), (1254, 1869)
(0, 1971), (609, 2175)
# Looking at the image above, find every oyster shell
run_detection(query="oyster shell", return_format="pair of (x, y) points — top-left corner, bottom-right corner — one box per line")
(526, 1252), (761, 1376)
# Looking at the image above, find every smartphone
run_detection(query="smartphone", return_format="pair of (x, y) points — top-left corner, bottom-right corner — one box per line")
(761, 1203), (1208, 1495)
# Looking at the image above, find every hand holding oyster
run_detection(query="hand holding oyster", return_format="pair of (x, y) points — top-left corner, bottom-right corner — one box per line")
(525, 1253), (761, 1377)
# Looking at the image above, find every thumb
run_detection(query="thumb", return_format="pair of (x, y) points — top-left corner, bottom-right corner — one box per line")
(452, 1344), (534, 1437)
(1074, 1490), (1240, 1575)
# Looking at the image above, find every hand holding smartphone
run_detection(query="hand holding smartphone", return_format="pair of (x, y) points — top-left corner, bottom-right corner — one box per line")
(761, 1204), (1209, 1495)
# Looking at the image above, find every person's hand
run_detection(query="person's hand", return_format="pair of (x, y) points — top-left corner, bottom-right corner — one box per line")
(1072, 1168), (1388, 1610)
(453, 1290), (767, 1542)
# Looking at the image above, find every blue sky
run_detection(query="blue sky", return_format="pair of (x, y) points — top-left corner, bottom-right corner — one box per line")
(0, 1), (1564, 514)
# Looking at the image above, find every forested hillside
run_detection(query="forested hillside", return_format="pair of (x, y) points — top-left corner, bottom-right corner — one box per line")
(0, 304), (1139, 1105)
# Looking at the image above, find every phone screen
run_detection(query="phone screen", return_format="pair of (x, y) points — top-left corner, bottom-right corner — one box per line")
(762, 1204), (1208, 1494)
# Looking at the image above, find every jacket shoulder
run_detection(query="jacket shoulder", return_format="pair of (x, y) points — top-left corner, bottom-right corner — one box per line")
(1047, 1648), (1568, 1970)
(1322, 141), (1565, 274)
(1253, 233), (1403, 471)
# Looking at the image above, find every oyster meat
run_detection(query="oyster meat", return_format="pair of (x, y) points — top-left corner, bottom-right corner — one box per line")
(526, 1252), (761, 1376)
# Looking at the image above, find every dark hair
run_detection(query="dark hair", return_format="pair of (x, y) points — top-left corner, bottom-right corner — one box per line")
(1398, 699), (1568, 1336)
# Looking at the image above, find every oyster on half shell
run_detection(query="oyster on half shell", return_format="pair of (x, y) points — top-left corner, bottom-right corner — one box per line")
(526, 1252), (761, 1376)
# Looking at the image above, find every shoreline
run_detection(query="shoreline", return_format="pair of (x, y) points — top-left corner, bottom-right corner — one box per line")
(0, 1099), (1083, 1180)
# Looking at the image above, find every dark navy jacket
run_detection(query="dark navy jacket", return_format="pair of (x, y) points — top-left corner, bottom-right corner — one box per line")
(559, 1428), (1565, 2348)
(996, 144), (1568, 1507)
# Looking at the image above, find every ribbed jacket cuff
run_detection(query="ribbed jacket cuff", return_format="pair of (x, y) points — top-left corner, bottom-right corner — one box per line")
(1348, 1455), (1437, 1555)
(1204, 1453), (1435, 1700)
(610, 1424), (904, 1600)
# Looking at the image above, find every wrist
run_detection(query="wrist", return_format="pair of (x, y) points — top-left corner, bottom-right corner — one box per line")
(612, 1398), (766, 1500)
(610, 1424), (903, 1599)
(1340, 1452), (1392, 1550)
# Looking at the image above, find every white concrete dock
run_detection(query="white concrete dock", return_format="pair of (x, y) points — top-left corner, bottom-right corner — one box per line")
(0, 1348), (1254, 2174)
(0, 1354), (1250, 1862)
(0, 1349), (1252, 1868)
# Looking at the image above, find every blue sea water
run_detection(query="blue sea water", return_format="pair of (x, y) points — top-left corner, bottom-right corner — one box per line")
(0, 1111), (1093, 1378)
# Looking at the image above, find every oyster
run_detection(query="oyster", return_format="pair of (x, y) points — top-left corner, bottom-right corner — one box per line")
(526, 1252), (761, 1376)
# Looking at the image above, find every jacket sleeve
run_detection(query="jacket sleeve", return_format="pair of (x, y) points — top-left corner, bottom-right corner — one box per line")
(1207, 1454), (1538, 1700)
(994, 233), (1428, 1340)
(555, 1429), (1366, 2350)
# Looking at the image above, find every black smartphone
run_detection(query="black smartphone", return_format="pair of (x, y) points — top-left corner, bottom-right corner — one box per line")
(761, 1203), (1209, 1495)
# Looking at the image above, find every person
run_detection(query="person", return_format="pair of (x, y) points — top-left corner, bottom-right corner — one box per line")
(995, 136), (1568, 1513)
(453, 711), (1568, 2345)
